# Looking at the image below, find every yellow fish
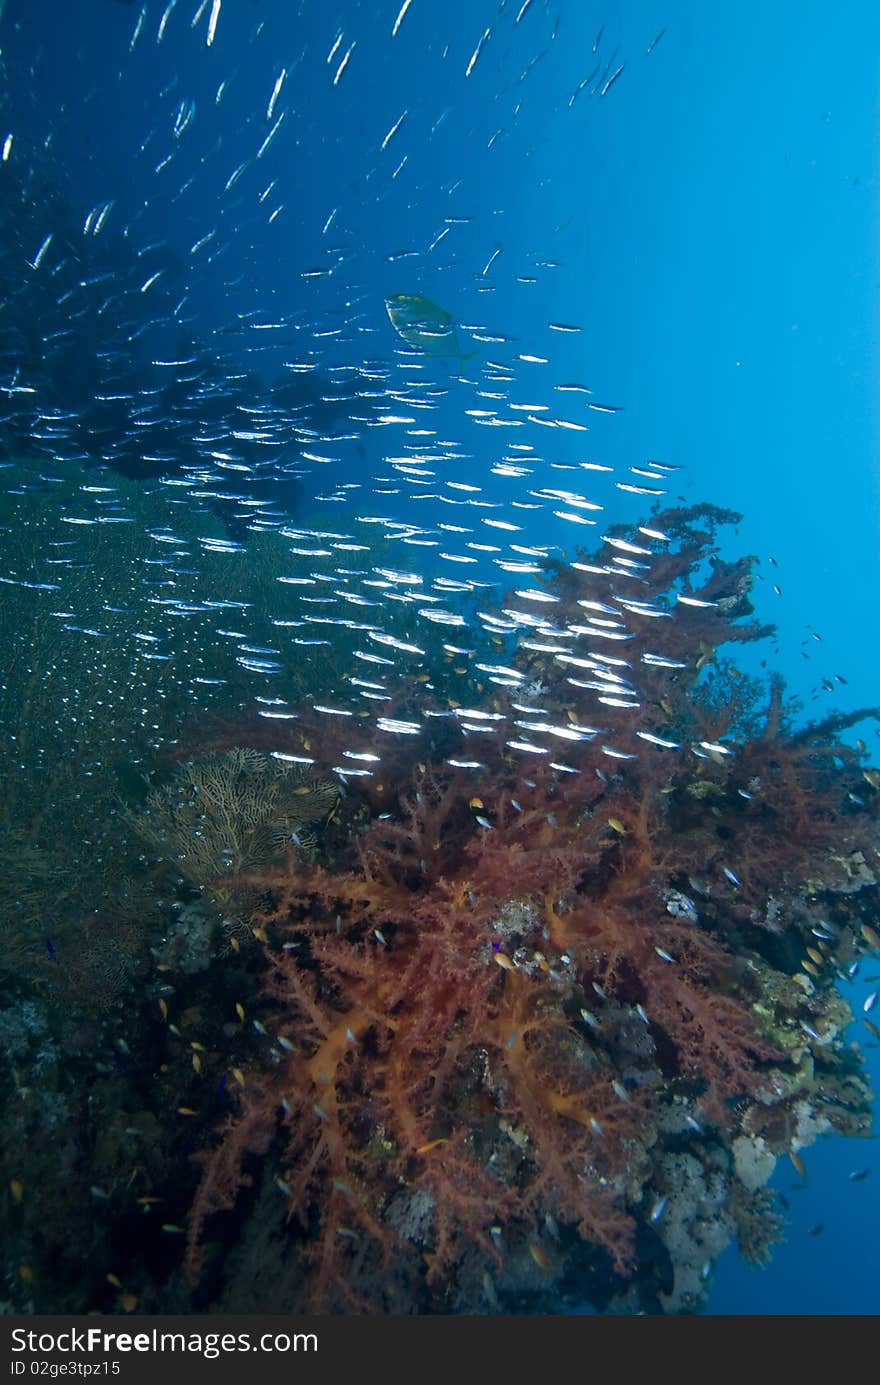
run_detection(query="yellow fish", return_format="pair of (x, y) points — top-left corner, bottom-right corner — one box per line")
(860, 923), (880, 953)
(385, 293), (476, 359)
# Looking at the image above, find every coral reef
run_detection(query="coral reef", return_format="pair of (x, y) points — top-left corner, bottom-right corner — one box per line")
(174, 505), (877, 1314)
(0, 500), (874, 1315)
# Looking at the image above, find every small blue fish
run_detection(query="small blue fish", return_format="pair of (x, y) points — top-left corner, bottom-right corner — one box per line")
(650, 1196), (668, 1224)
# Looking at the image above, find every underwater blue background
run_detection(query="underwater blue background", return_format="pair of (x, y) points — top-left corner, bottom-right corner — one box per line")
(1, 0), (877, 1312)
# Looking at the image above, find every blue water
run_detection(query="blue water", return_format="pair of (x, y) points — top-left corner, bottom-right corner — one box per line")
(1, 0), (877, 1313)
